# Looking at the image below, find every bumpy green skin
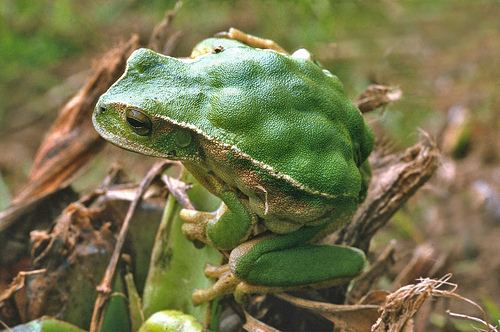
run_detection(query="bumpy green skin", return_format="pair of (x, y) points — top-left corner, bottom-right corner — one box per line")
(93, 38), (373, 288)
(96, 42), (372, 199)
(138, 310), (202, 332)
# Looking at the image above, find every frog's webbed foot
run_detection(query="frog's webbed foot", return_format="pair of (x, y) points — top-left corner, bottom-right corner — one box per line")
(180, 208), (219, 246)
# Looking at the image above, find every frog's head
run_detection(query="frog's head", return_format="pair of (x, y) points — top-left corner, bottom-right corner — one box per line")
(93, 48), (205, 161)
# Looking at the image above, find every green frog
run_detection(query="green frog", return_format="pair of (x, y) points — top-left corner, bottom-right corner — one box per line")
(93, 30), (374, 305)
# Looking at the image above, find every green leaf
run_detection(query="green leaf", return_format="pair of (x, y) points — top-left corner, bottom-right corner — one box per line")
(142, 170), (222, 324)
(101, 275), (131, 332)
(125, 272), (145, 332)
(138, 310), (203, 332)
(7, 317), (86, 332)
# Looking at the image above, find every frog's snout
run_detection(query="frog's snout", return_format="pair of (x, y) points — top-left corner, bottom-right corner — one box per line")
(92, 100), (111, 132)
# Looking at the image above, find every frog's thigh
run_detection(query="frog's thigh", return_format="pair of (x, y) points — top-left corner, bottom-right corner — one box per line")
(206, 191), (254, 250)
(230, 227), (365, 287)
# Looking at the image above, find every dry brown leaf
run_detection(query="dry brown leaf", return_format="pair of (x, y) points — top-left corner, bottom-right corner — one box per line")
(217, 28), (288, 54)
(358, 291), (391, 306)
(0, 36), (140, 233)
(276, 293), (380, 332)
(336, 133), (440, 252)
(243, 310), (281, 332)
(0, 269), (45, 326)
(347, 240), (396, 304)
(355, 84), (402, 113)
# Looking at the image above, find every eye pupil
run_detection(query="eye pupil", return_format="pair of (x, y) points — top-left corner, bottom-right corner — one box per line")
(126, 117), (144, 128)
(125, 109), (152, 136)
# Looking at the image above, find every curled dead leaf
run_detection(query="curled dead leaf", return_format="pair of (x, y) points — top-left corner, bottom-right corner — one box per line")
(276, 293), (380, 332)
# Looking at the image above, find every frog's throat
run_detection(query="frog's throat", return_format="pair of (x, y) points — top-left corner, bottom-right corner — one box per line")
(153, 114), (352, 201)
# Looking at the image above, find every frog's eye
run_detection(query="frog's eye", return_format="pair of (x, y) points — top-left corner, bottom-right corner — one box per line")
(126, 109), (152, 136)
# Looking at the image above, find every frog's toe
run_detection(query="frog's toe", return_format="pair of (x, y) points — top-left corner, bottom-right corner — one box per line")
(180, 208), (215, 243)
(204, 263), (230, 278)
(192, 269), (240, 305)
(181, 222), (208, 244)
(179, 208), (214, 224)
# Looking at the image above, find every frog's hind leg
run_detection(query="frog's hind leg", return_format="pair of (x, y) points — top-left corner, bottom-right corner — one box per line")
(230, 225), (366, 295)
(218, 27), (288, 53)
(191, 226), (365, 305)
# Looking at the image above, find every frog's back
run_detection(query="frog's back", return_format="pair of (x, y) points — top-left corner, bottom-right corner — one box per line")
(185, 46), (373, 199)
(125, 44), (372, 200)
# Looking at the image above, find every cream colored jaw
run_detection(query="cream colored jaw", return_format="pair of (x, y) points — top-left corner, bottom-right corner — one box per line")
(96, 126), (172, 158)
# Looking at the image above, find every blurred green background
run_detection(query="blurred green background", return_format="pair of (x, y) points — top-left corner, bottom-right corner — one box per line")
(0, 1), (498, 180)
(0, 0), (499, 328)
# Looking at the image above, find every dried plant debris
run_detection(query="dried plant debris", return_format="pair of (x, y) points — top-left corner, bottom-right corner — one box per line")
(270, 275), (498, 332)
(346, 240), (397, 304)
(217, 28), (288, 54)
(0, 36), (140, 234)
(0, 204), (115, 328)
(276, 293), (380, 332)
(0, 187), (78, 269)
(355, 84), (402, 114)
(243, 310), (281, 332)
(372, 274), (498, 332)
(0, 166), (167, 329)
(161, 171), (195, 210)
(90, 161), (171, 332)
(336, 133), (440, 252)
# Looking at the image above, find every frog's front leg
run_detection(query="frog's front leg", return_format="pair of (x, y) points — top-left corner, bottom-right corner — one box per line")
(181, 191), (255, 250)
(191, 225), (366, 305)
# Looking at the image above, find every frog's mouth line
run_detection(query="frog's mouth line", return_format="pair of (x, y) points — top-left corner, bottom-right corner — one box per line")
(93, 120), (174, 159)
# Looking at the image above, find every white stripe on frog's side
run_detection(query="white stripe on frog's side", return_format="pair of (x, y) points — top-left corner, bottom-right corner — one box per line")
(153, 114), (350, 200)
